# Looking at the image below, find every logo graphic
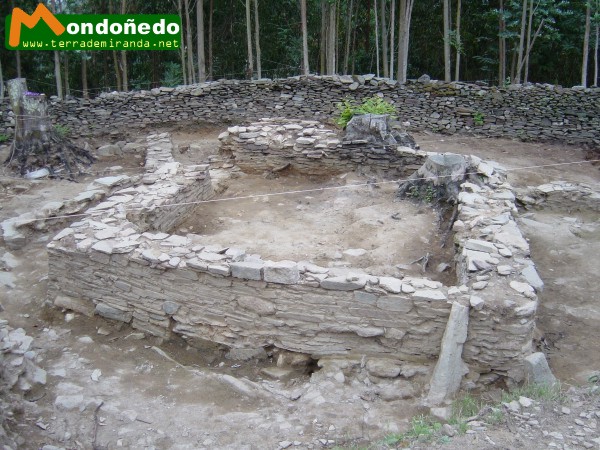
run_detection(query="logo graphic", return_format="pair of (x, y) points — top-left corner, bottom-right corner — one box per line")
(9, 3), (65, 48)
(6, 3), (181, 51)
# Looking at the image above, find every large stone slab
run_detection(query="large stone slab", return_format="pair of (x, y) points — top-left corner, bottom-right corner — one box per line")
(426, 302), (469, 406)
(524, 352), (557, 385)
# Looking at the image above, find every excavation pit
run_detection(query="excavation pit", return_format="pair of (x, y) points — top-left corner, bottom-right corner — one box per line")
(176, 172), (455, 283)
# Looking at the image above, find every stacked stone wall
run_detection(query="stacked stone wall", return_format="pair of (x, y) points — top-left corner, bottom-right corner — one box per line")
(1, 76), (598, 146)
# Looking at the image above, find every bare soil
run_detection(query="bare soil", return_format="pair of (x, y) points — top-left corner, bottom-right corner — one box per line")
(0, 127), (599, 449)
(177, 171), (454, 282)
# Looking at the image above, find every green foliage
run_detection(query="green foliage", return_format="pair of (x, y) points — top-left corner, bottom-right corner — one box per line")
(381, 415), (442, 448)
(54, 124), (71, 138)
(501, 382), (564, 404)
(407, 184), (436, 203)
(473, 111), (485, 126)
(335, 96), (397, 128)
(162, 62), (183, 88)
(0, 134), (10, 143)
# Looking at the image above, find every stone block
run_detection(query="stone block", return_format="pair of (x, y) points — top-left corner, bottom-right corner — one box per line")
(230, 261), (264, 280)
(263, 260), (299, 284)
(95, 303), (132, 323)
(320, 275), (366, 291)
(54, 295), (95, 317)
(524, 352), (557, 386)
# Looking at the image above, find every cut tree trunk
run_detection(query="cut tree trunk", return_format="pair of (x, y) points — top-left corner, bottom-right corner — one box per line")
(397, 153), (467, 204)
(5, 78), (94, 179)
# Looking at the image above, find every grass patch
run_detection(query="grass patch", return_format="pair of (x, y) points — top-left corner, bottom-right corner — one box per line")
(380, 415), (442, 448)
(501, 382), (564, 404)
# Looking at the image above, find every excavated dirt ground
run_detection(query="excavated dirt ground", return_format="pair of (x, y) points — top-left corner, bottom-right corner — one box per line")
(177, 172), (454, 282)
(0, 125), (599, 449)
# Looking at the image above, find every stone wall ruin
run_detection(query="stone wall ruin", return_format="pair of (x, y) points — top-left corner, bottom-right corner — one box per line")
(1, 76), (598, 147)
(47, 122), (544, 390)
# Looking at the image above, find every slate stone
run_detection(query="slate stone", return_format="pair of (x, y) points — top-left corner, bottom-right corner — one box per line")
(521, 265), (544, 291)
(524, 352), (557, 386)
(263, 261), (300, 284)
(230, 261), (264, 280)
(95, 303), (132, 323)
(426, 302), (469, 406)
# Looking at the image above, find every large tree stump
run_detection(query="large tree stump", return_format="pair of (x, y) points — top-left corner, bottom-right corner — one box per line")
(397, 153), (468, 203)
(5, 78), (95, 179)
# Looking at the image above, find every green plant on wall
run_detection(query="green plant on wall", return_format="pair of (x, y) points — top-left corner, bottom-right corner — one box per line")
(0, 134), (9, 143)
(336, 95), (397, 128)
(54, 124), (71, 138)
(473, 111), (485, 126)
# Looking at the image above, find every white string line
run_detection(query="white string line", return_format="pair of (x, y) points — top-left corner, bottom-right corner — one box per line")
(8, 158), (599, 226)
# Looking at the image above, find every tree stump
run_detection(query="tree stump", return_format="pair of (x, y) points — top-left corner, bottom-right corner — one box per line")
(397, 153), (468, 203)
(344, 114), (418, 149)
(5, 78), (95, 179)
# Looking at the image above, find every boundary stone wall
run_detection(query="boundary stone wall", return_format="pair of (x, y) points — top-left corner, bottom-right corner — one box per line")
(47, 128), (541, 382)
(1, 76), (598, 146)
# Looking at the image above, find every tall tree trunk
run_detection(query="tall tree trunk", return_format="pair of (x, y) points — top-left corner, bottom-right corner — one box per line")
(120, 51), (128, 91)
(177, 0), (187, 85)
(15, 51), (22, 79)
(254, 0), (262, 79)
(208, 0), (214, 80)
(510, 43), (517, 82)
(120, 0), (128, 91)
(81, 53), (89, 99)
(351, 1), (358, 74)
(11, 0), (22, 78)
(523, 0), (534, 83)
(64, 53), (70, 97)
(320, 1), (327, 74)
(245, 0), (254, 79)
(396, 0), (414, 83)
(197, 0), (206, 82)
(326, 1), (337, 75)
(498, 0), (506, 85)
(54, 52), (64, 99)
(595, 0), (599, 86)
(443, 0), (451, 82)
(375, 0), (381, 77)
(301, 0), (310, 75)
(582, 1), (591, 87)
(454, 0), (461, 81)
(343, 0), (353, 75)
(183, 0), (195, 84)
(381, 0), (389, 78)
(109, 0), (122, 90)
(515, 0), (527, 83)
(51, 0), (63, 99)
(389, 0), (395, 79)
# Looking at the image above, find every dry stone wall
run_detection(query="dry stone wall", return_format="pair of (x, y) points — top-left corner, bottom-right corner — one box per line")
(1, 76), (598, 146)
(47, 129), (541, 383)
(218, 117), (425, 178)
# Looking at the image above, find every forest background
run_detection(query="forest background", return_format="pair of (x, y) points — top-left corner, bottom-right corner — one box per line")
(0, 0), (598, 100)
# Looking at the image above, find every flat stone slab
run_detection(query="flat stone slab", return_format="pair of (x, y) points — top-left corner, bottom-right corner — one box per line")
(320, 275), (367, 291)
(412, 289), (447, 301)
